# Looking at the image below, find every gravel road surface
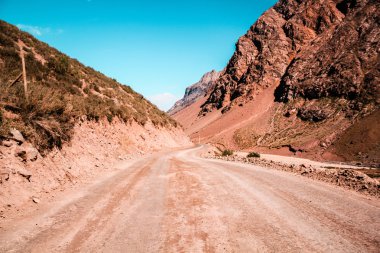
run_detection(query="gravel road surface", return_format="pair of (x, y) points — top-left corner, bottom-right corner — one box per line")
(1, 146), (379, 252)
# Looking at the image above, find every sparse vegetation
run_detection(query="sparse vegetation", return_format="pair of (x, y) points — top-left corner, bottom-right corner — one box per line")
(83, 87), (90, 94)
(233, 128), (260, 149)
(247, 151), (260, 158)
(221, 149), (234, 156)
(0, 20), (178, 154)
(47, 55), (70, 75)
(93, 84), (100, 93)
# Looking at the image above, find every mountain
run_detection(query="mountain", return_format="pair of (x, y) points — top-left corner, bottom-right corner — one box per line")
(168, 70), (220, 115)
(171, 0), (380, 165)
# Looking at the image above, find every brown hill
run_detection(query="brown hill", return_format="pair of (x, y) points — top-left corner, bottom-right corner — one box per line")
(0, 20), (185, 153)
(172, 0), (379, 166)
(0, 20), (191, 210)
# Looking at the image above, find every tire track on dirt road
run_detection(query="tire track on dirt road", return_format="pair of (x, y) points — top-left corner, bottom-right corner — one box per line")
(0, 146), (379, 252)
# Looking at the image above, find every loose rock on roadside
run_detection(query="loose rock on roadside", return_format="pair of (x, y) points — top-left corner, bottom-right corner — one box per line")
(204, 154), (380, 197)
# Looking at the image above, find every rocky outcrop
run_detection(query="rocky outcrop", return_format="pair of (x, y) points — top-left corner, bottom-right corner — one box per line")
(168, 70), (221, 115)
(10, 128), (25, 144)
(275, 0), (380, 106)
(297, 108), (328, 122)
(200, 0), (304, 113)
(200, 0), (379, 114)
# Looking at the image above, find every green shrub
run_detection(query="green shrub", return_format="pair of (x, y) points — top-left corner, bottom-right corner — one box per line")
(222, 149), (234, 156)
(0, 33), (15, 47)
(56, 55), (69, 74)
(122, 85), (134, 94)
(247, 152), (260, 158)
(48, 55), (69, 75)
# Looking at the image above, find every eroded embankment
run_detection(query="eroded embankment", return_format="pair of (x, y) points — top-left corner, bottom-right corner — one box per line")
(0, 119), (191, 218)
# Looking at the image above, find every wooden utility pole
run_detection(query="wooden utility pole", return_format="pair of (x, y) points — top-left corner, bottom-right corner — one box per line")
(18, 39), (28, 102)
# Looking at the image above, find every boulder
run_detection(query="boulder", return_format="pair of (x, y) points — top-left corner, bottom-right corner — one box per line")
(284, 109), (297, 117)
(14, 145), (40, 162)
(15, 147), (27, 162)
(26, 147), (39, 162)
(297, 108), (327, 122)
(17, 168), (32, 182)
(32, 197), (40, 204)
(0, 171), (9, 184)
(2, 140), (13, 147)
(10, 128), (25, 144)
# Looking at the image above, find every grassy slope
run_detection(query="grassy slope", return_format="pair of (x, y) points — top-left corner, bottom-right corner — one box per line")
(0, 20), (177, 154)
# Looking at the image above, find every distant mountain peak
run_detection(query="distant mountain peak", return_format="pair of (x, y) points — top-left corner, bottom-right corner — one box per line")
(168, 70), (221, 115)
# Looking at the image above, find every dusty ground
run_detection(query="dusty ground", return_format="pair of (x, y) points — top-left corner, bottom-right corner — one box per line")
(1, 145), (379, 253)
(234, 151), (376, 170)
(172, 86), (275, 145)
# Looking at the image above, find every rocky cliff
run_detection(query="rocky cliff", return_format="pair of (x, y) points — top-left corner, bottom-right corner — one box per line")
(275, 0), (379, 106)
(172, 0), (379, 165)
(168, 70), (220, 115)
(202, 0), (379, 115)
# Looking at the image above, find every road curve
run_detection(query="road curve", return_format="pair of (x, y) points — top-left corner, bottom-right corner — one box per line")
(1, 145), (379, 252)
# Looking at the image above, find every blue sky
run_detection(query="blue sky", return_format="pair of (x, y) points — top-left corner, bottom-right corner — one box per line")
(0, 0), (277, 110)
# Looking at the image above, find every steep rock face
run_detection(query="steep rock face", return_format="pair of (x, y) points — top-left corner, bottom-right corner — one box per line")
(168, 70), (220, 115)
(275, 0), (379, 106)
(200, 0), (378, 114)
(201, 5), (293, 113)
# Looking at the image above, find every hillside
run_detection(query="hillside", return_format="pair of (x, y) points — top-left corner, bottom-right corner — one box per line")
(171, 0), (380, 166)
(0, 20), (191, 211)
(0, 20), (180, 153)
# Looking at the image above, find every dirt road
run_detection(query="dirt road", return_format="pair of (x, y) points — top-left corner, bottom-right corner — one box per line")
(1, 146), (379, 252)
